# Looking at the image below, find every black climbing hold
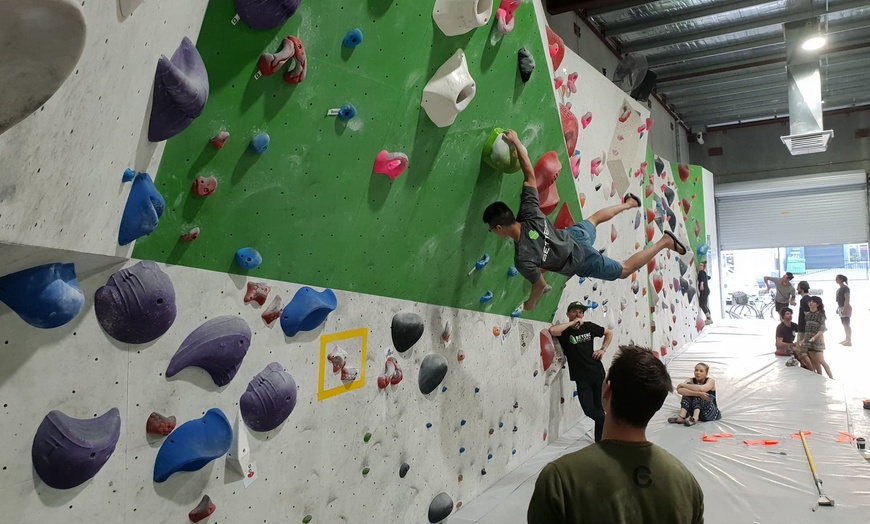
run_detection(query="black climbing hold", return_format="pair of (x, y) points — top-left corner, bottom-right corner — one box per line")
(399, 462), (410, 478)
(517, 48), (535, 83)
(428, 492), (454, 523)
(419, 354), (448, 395)
(391, 312), (424, 353)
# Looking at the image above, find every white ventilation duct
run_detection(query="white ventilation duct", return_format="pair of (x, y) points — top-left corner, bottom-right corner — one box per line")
(779, 17), (834, 155)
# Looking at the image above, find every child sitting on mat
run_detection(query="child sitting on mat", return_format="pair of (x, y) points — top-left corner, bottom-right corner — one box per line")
(668, 363), (722, 426)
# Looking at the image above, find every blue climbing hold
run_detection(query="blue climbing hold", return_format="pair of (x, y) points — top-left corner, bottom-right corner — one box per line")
(441, 386), (447, 393)
(498, 422), (504, 428)
(507, 267), (518, 277)
(234, 247), (262, 270)
(118, 172), (164, 246)
(338, 104), (357, 120)
(249, 132), (270, 153)
(342, 28), (364, 48)
(475, 254), (490, 271)
(426, 422), (432, 429)
(459, 447), (465, 454)
(280, 287), (337, 337)
(460, 419), (466, 426)
(578, 277), (586, 285)
(512, 449), (516, 455)
(153, 408), (232, 483)
(487, 454), (493, 460)
(697, 243), (710, 256)
(587, 300), (599, 309)
(573, 390), (578, 397)
(480, 291), (493, 303)
(122, 168), (136, 182)
(474, 387), (480, 394)
(0, 263), (85, 329)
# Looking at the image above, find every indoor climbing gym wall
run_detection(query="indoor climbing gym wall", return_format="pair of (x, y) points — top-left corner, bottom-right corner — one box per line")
(643, 150), (709, 364)
(0, 1), (602, 523)
(542, 28), (654, 351)
(131, 0), (580, 323)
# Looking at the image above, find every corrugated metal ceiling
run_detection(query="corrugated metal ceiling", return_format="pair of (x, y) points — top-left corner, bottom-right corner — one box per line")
(545, 0), (870, 131)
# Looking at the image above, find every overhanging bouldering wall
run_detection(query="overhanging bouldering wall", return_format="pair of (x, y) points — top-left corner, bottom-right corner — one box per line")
(132, 0), (578, 322)
(644, 150), (708, 363)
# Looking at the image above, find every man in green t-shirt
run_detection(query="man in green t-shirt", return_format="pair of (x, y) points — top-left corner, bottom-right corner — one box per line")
(528, 346), (704, 524)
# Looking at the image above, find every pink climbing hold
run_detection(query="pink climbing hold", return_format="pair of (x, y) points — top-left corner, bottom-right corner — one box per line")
(210, 131), (229, 149)
(244, 281), (271, 306)
(559, 104), (578, 158)
(610, 224), (617, 242)
(377, 356), (403, 389)
(496, 0), (521, 34)
(327, 346), (348, 373)
(554, 77), (564, 90)
(590, 157), (602, 176)
(180, 227), (200, 242)
(373, 150), (409, 180)
(566, 72), (578, 93)
(261, 295), (283, 326)
(189, 494), (216, 523)
(645, 117), (654, 131)
(581, 112), (592, 129)
(637, 123), (647, 134)
(258, 36), (296, 76)
(146, 412), (176, 437)
(540, 329), (555, 372)
(192, 175), (217, 197)
(571, 155), (581, 178)
(282, 36), (307, 84)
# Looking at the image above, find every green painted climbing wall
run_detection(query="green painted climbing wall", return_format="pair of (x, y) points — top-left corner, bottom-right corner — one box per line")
(133, 1), (577, 321)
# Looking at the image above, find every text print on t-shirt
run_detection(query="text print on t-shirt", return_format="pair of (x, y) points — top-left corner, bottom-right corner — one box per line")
(529, 221), (552, 263)
(569, 332), (592, 345)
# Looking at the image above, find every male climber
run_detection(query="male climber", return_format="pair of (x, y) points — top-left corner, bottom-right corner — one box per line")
(483, 130), (687, 312)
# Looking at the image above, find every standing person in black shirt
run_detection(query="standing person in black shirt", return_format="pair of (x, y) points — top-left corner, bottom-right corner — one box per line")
(793, 281), (813, 370)
(697, 261), (712, 325)
(549, 301), (614, 442)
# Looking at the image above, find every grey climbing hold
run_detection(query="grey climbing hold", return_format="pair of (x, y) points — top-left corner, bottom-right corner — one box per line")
(428, 492), (454, 523)
(517, 48), (535, 83)
(678, 260), (688, 275)
(419, 354), (448, 395)
(166, 316), (252, 387)
(399, 462), (410, 478)
(391, 312), (424, 353)
(32, 408), (121, 489)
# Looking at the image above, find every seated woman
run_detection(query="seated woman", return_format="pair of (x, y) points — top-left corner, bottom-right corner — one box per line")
(668, 363), (722, 426)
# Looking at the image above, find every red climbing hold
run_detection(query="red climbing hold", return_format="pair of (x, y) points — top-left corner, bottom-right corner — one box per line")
(180, 227), (200, 242)
(261, 295), (283, 326)
(244, 281), (271, 306)
(678, 164), (690, 183)
(189, 494), (216, 523)
(646, 208), (655, 224)
(258, 36), (296, 76)
(192, 176), (217, 197)
(618, 106), (632, 123)
(327, 346), (348, 373)
(559, 104), (578, 157)
(210, 131), (229, 150)
(540, 329), (555, 372)
(682, 197), (691, 213)
(146, 412), (176, 437)
(652, 271), (664, 293)
(554, 203), (574, 230)
(534, 151), (561, 192)
(282, 36), (307, 84)
(377, 356), (403, 389)
(546, 27), (565, 70)
(645, 223), (655, 243)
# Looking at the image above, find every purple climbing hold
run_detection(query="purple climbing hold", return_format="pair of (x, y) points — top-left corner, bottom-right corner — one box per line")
(118, 172), (165, 245)
(0, 263), (85, 329)
(32, 408), (121, 489)
(94, 261), (176, 344)
(166, 316), (252, 387)
(240, 362), (298, 432)
(148, 37), (209, 142)
(391, 312), (424, 353)
(419, 354), (449, 395)
(280, 287), (337, 337)
(153, 408), (232, 483)
(234, 0), (302, 30)
(428, 492), (454, 523)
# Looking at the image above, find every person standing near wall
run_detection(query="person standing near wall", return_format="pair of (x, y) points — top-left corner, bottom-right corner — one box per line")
(803, 296), (834, 379)
(697, 261), (712, 325)
(835, 274), (852, 346)
(763, 273), (796, 314)
(549, 301), (613, 442)
(527, 346), (704, 524)
(483, 130), (687, 312)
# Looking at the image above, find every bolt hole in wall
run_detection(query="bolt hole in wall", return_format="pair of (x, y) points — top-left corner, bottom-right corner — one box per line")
(720, 244), (868, 309)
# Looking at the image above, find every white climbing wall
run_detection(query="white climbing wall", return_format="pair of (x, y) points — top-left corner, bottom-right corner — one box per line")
(0, 260), (584, 522)
(0, 0), (211, 257)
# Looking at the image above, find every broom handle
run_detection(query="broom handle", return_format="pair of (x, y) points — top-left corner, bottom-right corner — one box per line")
(799, 431), (822, 483)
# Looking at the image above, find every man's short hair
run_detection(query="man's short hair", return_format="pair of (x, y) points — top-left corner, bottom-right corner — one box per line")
(605, 345), (673, 428)
(779, 307), (793, 318)
(784, 272), (794, 281)
(482, 202), (517, 228)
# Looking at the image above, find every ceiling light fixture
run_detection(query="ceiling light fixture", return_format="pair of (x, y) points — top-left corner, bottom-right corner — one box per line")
(802, 35), (826, 51)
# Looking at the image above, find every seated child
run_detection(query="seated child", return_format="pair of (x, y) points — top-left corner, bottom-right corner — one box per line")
(668, 363), (722, 426)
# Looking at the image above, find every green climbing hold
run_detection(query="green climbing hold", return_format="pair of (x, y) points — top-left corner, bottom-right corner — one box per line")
(302, 515), (312, 523)
(482, 128), (521, 173)
(363, 432), (372, 443)
(362, 467), (370, 476)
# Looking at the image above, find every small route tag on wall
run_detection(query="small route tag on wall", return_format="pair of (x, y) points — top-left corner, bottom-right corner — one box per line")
(231, 14), (241, 25)
(243, 461), (259, 488)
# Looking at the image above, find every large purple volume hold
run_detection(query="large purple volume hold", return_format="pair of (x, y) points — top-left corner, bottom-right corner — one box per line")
(95, 261), (176, 344)
(166, 316), (252, 387)
(148, 37), (209, 142)
(234, 0), (302, 30)
(32, 408), (121, 489)
(240, 362), (298, 432)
